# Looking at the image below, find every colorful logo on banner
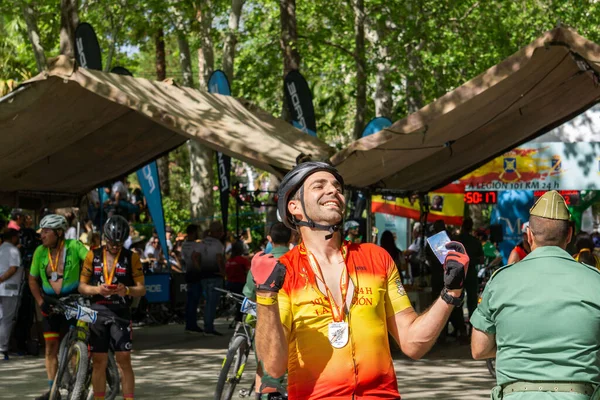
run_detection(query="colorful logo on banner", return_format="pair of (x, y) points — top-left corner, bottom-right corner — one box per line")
(74, 22), (103, 71)
(371, 185), (465, 226)
(490, 191), (534, 264)
(208, 70), (232, 233)
(284, 70), (317, 137)
(137, 161), (169, 262)
(361, 117), (392, 137)
(459, 143), (600, 191)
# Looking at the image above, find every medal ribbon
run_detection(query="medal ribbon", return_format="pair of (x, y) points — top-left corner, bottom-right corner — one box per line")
(103, 248), (122, 286)
(47, 241), (64, 274)
(306, 244), (350, 322)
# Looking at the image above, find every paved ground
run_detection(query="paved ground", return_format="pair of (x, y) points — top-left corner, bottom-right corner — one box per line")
(1, 319), (495, 399)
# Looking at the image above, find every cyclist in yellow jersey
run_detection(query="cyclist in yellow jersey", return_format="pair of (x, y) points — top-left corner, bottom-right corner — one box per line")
(251, 162), (471, 400)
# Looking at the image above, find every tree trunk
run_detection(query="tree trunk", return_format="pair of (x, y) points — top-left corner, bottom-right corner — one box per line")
(278, 0), (300, 122)
(197, 0), (214, 90)
(353, 0), (367, 140)
(406, 42), (424, 114)
(367, 21), (393, 118)
(177, 32), (194, 87)
(189, 1), (216, 228)
(222, 0), (244, 83)
(59, 0), (79, 58)
(155, 28), (170, 196)
(155, 28), (167, 81)
(104, 29), (117, 72)
(20, 2), (47, 73)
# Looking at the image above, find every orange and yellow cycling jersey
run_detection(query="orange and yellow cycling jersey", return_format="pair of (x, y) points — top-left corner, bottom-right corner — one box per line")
(278, 242), (412, 400)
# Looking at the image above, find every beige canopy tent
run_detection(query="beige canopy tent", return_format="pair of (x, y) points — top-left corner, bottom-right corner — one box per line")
(332, 27), (600, 193)
(0, 56), (333, 206)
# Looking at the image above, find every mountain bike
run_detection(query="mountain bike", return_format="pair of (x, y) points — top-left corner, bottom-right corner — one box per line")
(214, 288), (256, 400)
(213, 288), (288, 400)
(45, 295), (121, 400)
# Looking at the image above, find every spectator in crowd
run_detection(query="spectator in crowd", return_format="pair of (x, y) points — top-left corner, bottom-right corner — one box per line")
(144, 234), (160, 262)
(89, 233), (101, 251)
(8, 209), (26, 231)
(573, 232), (600, 269)
(14, 213), (40, 356)
(344, 220), (361, 243)
(64, 210), (77, 240)
(379, 230), (407, 278)
(225, 241), (250, 323)
(198, 221), (226, 336)
(182, 224), (203, 334)
(0, 229), (23, 360)
(476, 229), (503, 269)
(405, 222), (425, 282)
(456, 217), (484, 319)
(166, 226), (174, 253)
(507, 222), (531, 264)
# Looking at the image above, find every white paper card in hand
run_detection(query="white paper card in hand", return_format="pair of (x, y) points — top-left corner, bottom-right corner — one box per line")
(427, 230), (451, 264)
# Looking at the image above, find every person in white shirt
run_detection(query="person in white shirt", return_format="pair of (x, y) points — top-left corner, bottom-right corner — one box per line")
(0, 229), (23, 360)
(64, 210), (78, 240)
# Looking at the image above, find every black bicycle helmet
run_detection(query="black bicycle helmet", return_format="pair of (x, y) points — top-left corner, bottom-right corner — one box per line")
(103, 215), (130, 244)
(277, 161), (344, 238)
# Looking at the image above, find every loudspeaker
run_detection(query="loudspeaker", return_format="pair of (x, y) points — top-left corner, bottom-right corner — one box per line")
(490, 224), (504, 243)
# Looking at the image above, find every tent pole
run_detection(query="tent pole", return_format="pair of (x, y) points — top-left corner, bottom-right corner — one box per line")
(418, 193), (430, 287)
(366, 190), (373, 244)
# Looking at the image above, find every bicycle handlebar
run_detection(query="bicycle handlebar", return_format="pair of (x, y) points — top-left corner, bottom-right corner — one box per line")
(44, 295), (130, 325)
(214, 287), (246, 304)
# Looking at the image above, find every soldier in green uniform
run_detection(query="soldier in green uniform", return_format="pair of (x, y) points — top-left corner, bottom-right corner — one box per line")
(471, 190), (600, 399)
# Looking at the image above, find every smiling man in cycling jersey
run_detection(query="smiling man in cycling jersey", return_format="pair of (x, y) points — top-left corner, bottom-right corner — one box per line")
(251, 162), (470, 400)
(79, 216), (146, 400)
(29, 214), (90, 400)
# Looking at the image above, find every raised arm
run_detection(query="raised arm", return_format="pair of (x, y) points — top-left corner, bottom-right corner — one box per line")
(388, 242), (470, 360)
(251, 252), (289, 378)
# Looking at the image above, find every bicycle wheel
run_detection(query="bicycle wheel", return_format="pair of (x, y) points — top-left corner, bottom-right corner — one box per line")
(66, 341), (89, 400)
(215, 335), (250, 400)
(84, 351), (121, 400)
(486, 358), (496, 378)
(50, 336), (72, 400)
(106, 351), (121, 400)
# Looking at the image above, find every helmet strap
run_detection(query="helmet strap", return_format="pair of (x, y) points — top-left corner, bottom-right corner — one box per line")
(295, 186), (342, 240)
(50, 235), (64, 250)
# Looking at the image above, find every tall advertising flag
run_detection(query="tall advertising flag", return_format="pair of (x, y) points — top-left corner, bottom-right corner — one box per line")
(136, 162), (169, 261)
(112, 64), (169, 260)
(74, 22), (103, 71)
(208, 70), (232, 233)
(110, 66), (133, 76)
(284, 70), (317, 137)
(361, 117), (392, 137)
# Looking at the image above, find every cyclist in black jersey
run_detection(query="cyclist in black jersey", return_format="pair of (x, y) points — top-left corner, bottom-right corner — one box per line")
(79, 216), (146, 400)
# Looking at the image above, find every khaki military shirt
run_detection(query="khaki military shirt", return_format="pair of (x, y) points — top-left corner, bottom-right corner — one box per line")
(472, 246), (600, 398)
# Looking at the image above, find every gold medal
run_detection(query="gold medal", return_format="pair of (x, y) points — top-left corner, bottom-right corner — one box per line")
(47, 241), (64, 282)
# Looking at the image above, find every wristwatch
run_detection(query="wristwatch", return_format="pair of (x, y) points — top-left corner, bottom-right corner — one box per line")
(441, 288), (464, 307)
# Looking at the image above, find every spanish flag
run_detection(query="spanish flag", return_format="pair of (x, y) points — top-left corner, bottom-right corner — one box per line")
(372, 184), (465, 226)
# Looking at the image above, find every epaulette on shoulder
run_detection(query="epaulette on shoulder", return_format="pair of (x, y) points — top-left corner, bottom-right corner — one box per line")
(490, 263), (515, 280)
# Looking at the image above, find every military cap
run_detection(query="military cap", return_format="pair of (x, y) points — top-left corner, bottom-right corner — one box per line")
(529, 190), (571, 220)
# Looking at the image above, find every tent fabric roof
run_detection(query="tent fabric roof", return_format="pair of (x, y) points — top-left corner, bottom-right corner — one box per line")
(331, 27), (600, 192)
(0, 56), (333, 202)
